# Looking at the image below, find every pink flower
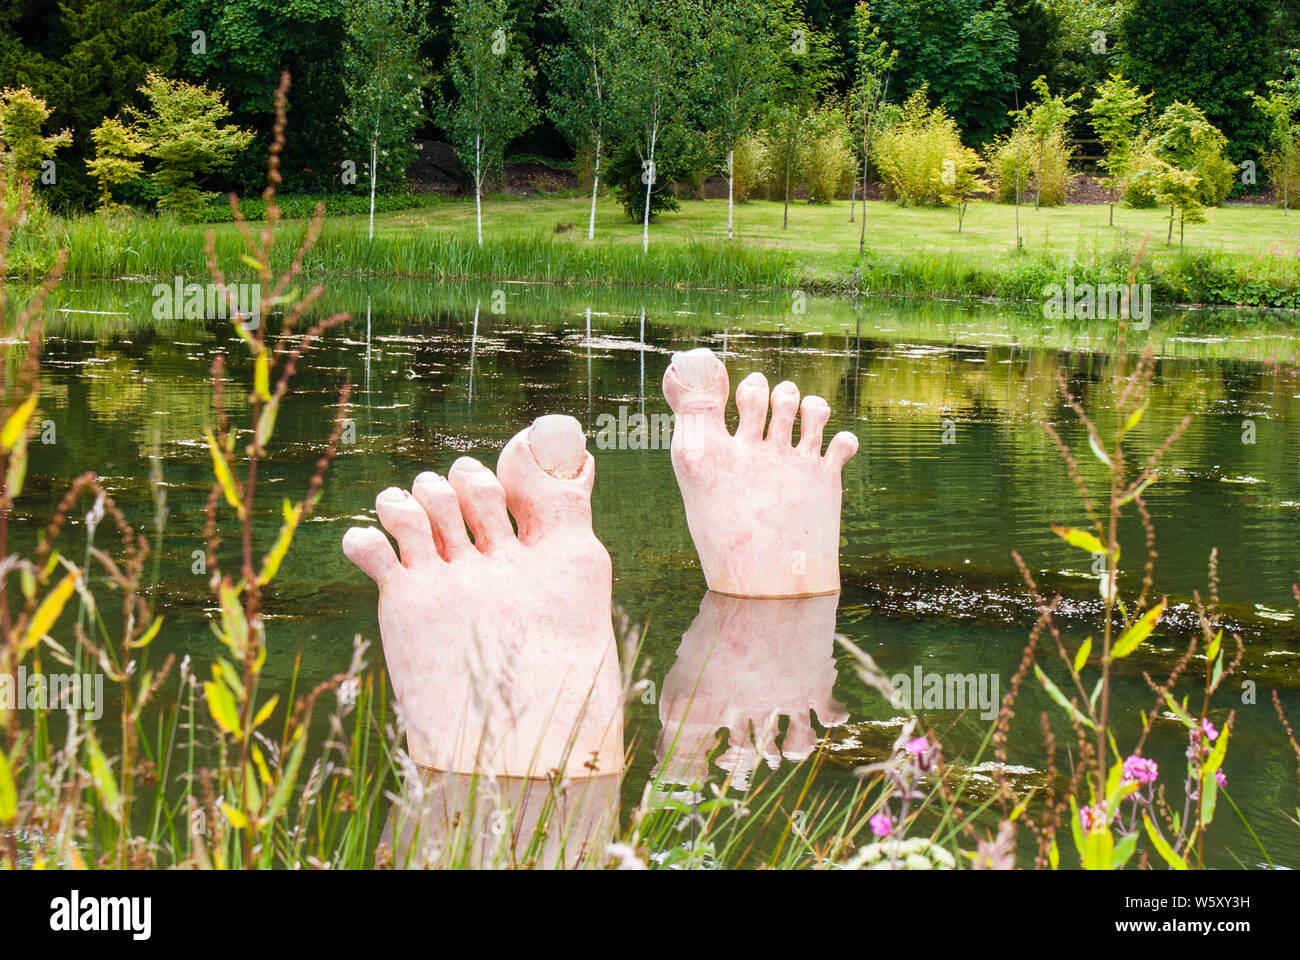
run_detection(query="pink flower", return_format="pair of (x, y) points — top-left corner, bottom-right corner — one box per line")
(870, 813), (893, 837)
(1122, 754), (1159, 785)
(905, 736), (928, 756)
(1079, 803), (1109, 834)
(1215, 770), (1227, 788)
(1202, 718), (1219, 741)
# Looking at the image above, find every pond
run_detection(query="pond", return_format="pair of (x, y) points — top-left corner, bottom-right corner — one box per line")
(19, 278), (1300, 868)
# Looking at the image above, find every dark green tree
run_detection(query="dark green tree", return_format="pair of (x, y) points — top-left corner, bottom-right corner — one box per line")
(872, 0), (1018, 144)
(177, 0), (350, 193)
(1120, 0), (1273, 157)
(0, 0), (177, 210)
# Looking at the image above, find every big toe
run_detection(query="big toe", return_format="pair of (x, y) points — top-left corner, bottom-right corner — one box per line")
(497, 414), (595, 544)
(663, 348), (728, 419)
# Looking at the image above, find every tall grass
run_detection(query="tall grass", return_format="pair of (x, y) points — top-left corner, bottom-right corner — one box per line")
(7, 204), (1298, 308)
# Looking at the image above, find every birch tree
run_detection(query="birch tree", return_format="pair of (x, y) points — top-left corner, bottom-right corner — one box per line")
(698, 0), (787, 240)
(605, 0), (706, 253)
(547, 0), (614, 239)
(849, 2), (896, 253)
(438, 0), (538, 245)
(343, 0), (430, 239)
(768, 15), (835, 230)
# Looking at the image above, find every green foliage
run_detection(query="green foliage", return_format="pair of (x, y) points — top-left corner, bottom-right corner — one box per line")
(0, 0), (177, 210)
(1120, 0), (1273, 153)
(126, 73), (253, 219)
(602, 0), (710, 238)
(1251, 51), (1300, 208)
(872, 0), (1018, 144)
(1089, 74), (1152, 210)
(545, 0), (615, 168)
(0, 87), (72, 190)
(1012, 75), (1078, 208)
(176, 0), (350, 193)
(797, 100), (855, 203)
(1149, 101), (1235, 206)
(986, 126), (1072, 206)
(436, 0), (539, 197)
(342, 0), (431, 191)
(936, 143), (987, 230)
(873, 89), (966, 206)
(85, 117), (149, 211)
(696, 0), (790, 172)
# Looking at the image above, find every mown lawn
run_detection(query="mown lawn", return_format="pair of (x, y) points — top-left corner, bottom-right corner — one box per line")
(348, 193), (1292, 273)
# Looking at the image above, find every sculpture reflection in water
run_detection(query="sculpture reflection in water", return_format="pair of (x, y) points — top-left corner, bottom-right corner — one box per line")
(656, 591), (847, 790)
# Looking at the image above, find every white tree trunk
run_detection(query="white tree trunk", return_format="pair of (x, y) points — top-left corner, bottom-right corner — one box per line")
(642, 118), (658, 254)
(588, 135), (601, 239)
(475, 133), (483, 247)
(727, 147), (734, 241)
(368, 137), (378, 240)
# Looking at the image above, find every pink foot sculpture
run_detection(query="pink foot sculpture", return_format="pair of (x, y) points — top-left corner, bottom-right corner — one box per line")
(342, 415), (624, 781)
(656, 591), (847, 788)
(663, 348), (859, 597)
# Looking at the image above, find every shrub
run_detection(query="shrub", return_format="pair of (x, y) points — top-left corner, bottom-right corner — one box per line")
(797, 105), (855, 203)
(1261, 141), (1300, 207)
(1150, 101), (1235, 206)
(872, 90), (964, 206)
(986, 126), (1073, 205)
(729, 134), (764, 202)
(126, 73), (253, 220)
(607, 143), (682, 222)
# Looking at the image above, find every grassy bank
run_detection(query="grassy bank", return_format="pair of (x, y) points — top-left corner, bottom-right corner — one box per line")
(10, 195), (1300, 308)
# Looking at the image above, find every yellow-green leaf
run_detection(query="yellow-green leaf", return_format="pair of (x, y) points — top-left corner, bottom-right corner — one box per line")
(1073, 636), (1092, 674)
(1205, 629), (1222, 663)
(1084, 825), (1113, 870)
(85, 733), (122, 819)
(251, 745), (273, 786)
(254, 396), (279, 450)
(1048, 835), (1059, 870)
(203, 428), (245, 518)
(1144, 813), (1187, 869)
(1009, 788), (1036, 821)
(130, 615), (163, 649)
(1051, 524), (1108, 557)
(239, 254), (265, 272)
(218, 582), (249, 659)
(1, 393), (38, 449)
(1123, 400), (1148, 434)
(251, 694), (279, 731)
(253, 349), (271, 402)
(1203, 722), (1229, 779)
(1111, 600), (1166, 660)
(222, 802), (250, 830)
(0, 748), (15, 823)
(203, 679), (242, 739)
(1035, 663), (1095, 730)
(6, 429), (29, 497)
(20, 571), (80, 654)
(257, 502), (301, 586)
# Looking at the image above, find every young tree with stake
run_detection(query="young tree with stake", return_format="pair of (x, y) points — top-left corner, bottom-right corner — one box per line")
(849, 2), (896, 254)
(342, 0), (430, 240)
(605, 0), (705, 253)
(698, 0), (787, 241)
(438, 0), (538, 246)
(547, 0), (615, 240)
(1089, 73), (1151, 226)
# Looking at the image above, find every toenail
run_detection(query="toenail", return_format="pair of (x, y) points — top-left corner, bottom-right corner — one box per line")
(670, 349), (719, 390)
(528, 414), (586, 479)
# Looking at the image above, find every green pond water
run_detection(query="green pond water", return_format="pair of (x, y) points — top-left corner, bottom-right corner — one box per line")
(16, 278), (1300, 868)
